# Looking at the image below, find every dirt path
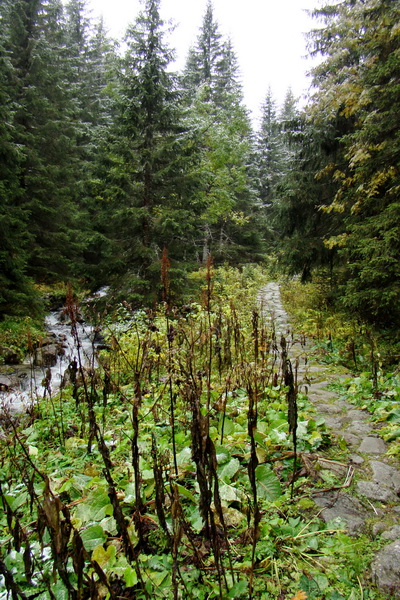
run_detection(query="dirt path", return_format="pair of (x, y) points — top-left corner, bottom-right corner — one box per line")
(259, 283), (400, 598)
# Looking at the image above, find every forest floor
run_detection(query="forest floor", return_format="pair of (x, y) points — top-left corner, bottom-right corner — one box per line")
(260, 282), (400, 599)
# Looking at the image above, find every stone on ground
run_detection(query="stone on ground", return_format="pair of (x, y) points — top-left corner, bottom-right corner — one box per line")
(371, 540), (400, 599)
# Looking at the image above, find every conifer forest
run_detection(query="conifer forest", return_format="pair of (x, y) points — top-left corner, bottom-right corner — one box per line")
(0, 1), (400, 599)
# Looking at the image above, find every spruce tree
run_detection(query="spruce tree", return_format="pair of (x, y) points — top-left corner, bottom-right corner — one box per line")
(64, 0), (119, 286)
(273, 114), (343, 282)
(256, 87), (283, 207)
(3, 0), (83, 282)
(182, 0), (224, 103)
(181, 2), (263, 263)
(97, 0), (200, 298)
(0, 3), (40, 317)
(308, 0), (400, 325)
(279, 87), (299, 166)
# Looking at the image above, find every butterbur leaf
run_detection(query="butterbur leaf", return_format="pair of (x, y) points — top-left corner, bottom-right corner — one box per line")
(92, 544), (116, 569)
(75, 488), (113, 523)
(219, 483), (242, 503)
(255, 465), (282, 500)
(215, 445), (231, 464)
(219, 457), (240, 482)
(125, 566), (138, 587)
(228, 579), (248, 598)
(176, 483), (196, 503)
(80, 524), (107, 552)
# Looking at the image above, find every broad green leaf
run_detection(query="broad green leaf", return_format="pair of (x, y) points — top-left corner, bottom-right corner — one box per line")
(176, 483), (196, 503)
(142, 469), (154, 481)
(228, 579), (248, 598)
(387, 410), (400, 423)
(99, 516), (118, 535)
(148, 569), (170, 587)
(218, 458), (240, 482)
(176, 447), (194, 468)
(218, 417), (235, 436)
(188, 507), (203, 532)
(122, 482), (136, 504)
(255, 465), (282, 500)
(219, 483), (242, 503)
(92, 544), (116, 569)
(125, 566), (138, 587)
(253, 431), (266, 445)
(75, 488), (113, 523)
(215, 445), (231, 464)
(5, 492), (28, 512)
(80, 524), (107, 552)
(65, 436), (86, 449)
(296, 421), (308, 438)
(50, 580), (69, 600)
(268, 429), (287, 444)
(383, 427), (400, 441)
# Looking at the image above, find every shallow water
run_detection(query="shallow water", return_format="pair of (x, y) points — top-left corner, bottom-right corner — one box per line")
(0, 312), (97, 413)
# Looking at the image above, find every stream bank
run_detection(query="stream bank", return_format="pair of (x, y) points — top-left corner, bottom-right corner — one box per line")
(260, 282), (400, 598)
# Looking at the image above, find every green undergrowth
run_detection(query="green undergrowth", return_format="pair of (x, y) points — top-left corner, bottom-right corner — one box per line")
(328, 372), (400, 459)
(280, 277), (400, 458)
(0, 317), (44, 365)
(280, 278), (400, 373)
(0, 266), (388, 599)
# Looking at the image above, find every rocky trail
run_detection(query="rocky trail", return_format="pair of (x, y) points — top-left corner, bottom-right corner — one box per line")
(259, 282), (400, 599)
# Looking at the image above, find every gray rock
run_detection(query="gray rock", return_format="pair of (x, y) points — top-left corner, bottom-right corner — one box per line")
(357, 481), (398, 503)
(0, 346), (21, 365)
(0, 375), (13, 391)
(347, 409), (369, 421)
(371, 540), (400, 598)
(347, 422), (372, 435)
(349, 454), (364, 465)
(312, 491), (368, 535)
(340, 432), (361, 446)
(372, 522), (389, 537)
(34, 344), (64, 367)
(358, 436), (386, 454)
(323, 416), (345, 429)
(315, 403), (343, 414)
(381, 526), (400, 540)
(370, 460), (400, 491)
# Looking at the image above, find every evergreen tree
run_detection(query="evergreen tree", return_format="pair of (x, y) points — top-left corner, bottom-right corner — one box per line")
(279, 87), (299, 165)
(256, 87), (283, 207)
(188, 94), (262, 263)
(274, 114), (343, 282)
(0, 3), (40, 317)
(96, 0), (201, 298)
(64, 1), (119, 286)
(308, 0), (400, 325)
(280, 88), (298, 123)
(182, 0), (223, 102)
(182, 1), (262, 263)
(3, 0), (83, 282)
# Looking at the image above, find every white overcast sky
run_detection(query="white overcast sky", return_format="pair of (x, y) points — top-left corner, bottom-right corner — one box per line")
(87, 0), (322, 126)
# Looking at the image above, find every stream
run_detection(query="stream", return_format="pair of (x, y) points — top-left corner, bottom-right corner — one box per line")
(0, 289), (108, 412)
